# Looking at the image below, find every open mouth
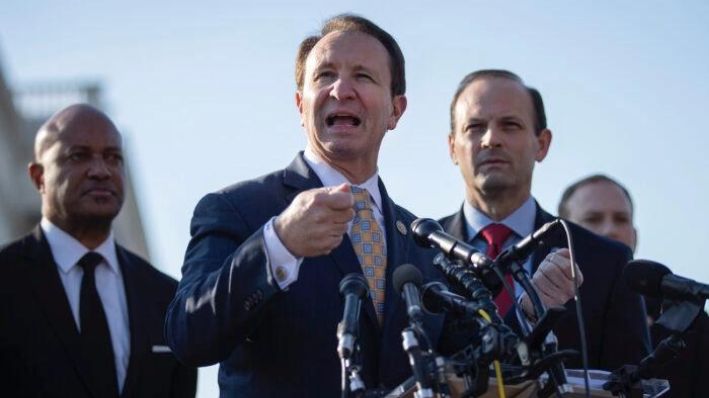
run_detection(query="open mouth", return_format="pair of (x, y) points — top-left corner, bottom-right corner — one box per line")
(326, 114), (361, 127)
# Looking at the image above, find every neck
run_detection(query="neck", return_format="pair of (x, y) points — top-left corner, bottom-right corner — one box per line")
(307, 144), (379, 185)
(321, 155), (377, 185)
(48, 215), (112, 250)
(467, 187), (531, 221)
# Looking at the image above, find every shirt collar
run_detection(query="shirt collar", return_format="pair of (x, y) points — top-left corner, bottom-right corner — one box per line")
(40, 218), (120, 275)
(462, 196), (537, 239)
(303, 146), (383, 213)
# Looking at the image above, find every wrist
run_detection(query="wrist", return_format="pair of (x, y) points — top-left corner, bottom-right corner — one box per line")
(518, 294), (538, 323)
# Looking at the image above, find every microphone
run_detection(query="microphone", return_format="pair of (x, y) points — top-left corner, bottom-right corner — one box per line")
(624, 260), (709, 301)
(421, 281), (480, 316)
(495, 219), (561, 268)
(433, 253), (503, 301)
(411, 218), (493, 269)
(337, 273), (369, 360)
(392, 264), (425, 324)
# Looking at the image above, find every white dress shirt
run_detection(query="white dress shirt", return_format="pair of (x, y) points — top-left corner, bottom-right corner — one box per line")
(41, 218), (130, 392)
(263, 146), (386, 289)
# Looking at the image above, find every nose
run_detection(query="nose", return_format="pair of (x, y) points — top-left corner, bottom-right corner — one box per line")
(600, 220), (619, 240)
(480, 126), (503, 148)
(87, 155), (111, 179)
(330, 77), (356, 101)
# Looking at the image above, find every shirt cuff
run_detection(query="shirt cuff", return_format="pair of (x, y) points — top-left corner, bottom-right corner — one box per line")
(263, 217), (303, 289)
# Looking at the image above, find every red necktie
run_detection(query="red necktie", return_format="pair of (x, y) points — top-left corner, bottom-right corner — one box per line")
(480, 224), (514, 316)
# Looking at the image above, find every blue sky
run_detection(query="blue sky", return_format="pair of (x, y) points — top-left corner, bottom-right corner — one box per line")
(2, 1), (709, 396)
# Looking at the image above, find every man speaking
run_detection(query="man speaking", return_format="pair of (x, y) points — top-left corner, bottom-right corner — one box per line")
(166, 15), (459, 397)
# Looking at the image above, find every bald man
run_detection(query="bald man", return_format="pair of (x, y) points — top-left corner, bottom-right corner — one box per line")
(0, 104), (196, 398)
(558, 174), (637, 252)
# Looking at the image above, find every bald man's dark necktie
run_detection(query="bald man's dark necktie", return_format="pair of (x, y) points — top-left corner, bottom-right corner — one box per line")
(480, 224), (515, 316)
(78, 252), (119, 398)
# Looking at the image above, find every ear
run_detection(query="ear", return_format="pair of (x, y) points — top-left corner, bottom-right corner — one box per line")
(631, 226), (638, 253)
(295, 91), (305, 127)
(448, 133), (458, 165)
(386, 95), (407, 130)
(534, 128), (552, 162)
(28, 162), (44, 192)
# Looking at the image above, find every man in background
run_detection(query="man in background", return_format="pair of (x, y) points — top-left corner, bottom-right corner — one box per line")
(0, 104), (196, 398)
(560, 174), (709, 397)
(440, 69), (650, 370)
(558, 175), (658, 322)
(558, 174), (636, 253)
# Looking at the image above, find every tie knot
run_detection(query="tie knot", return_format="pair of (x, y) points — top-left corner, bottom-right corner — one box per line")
(78, 252), (104, 273)
(480, 223), (513, 247)
(351, 186), (372, 212)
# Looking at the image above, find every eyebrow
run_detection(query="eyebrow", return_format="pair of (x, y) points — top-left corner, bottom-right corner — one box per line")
(65, 144), (123, 152)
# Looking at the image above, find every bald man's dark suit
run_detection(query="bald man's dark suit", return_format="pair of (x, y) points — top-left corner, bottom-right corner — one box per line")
(166, 153), (463, 398)
(440, 204), (651, 371)
(0, 228), (197, 398)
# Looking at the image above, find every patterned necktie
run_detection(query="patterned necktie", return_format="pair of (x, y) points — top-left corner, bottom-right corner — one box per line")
(351, 186), (387, 322)
(78, 252), (119, 398)
(480, 224), (515, 316)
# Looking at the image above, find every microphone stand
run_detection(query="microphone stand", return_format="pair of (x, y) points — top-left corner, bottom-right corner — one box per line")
(338, 322), (366, 398)
(492, 230), (572, 398)
(603, 297), (704, 397)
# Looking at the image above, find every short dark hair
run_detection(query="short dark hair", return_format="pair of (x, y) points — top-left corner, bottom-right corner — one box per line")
(295, 14), (406, 96)
(449, 69), (546, 135)
(558, 174), (634, 218)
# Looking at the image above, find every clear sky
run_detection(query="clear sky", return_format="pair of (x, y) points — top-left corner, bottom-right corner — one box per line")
(2, 1), (708, 396)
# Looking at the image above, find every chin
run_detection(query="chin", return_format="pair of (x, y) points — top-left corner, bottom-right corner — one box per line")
(477, 175), (514, 195)
(76, 204), (122, 221)
(323, 143), (362, 160)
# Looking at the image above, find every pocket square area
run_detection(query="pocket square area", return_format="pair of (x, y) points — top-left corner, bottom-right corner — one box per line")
(151, 345), (172, 353)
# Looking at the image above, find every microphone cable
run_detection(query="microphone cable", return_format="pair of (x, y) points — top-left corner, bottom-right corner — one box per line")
(559, 219), (590, 398)
(477, 308), (507, 398)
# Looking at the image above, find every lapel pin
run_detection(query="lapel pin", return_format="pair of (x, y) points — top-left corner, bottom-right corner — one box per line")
(396, 220), (407, 235)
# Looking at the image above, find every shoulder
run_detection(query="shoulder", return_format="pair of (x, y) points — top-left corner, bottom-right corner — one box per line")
(118, 246), (178, 290)
(438, 212), (458, 230)
(537, 205), (632, 263)
(194, 168), (286, 214)
(567, 220), (632, 260)
(0, 232), (38, 267)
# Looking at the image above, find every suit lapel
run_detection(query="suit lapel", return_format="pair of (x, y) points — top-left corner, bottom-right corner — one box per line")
(116, 246), (147, 398)
(379, 179), (409, 333)
(444, 205), (470, 241)
(26, 227), (100, 397)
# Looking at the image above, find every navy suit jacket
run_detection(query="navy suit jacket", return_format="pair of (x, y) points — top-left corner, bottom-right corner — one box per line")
(440, 204), (651, 371)
(166, 153), (459, 397)
(0, 227), (197, 398)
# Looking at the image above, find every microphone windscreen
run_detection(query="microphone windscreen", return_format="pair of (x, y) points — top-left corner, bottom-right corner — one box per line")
(392, 264), (423, 295)
(339, 273), (369, 298)
(624, 259), (672, 298)
(410, 218), (443, 247)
